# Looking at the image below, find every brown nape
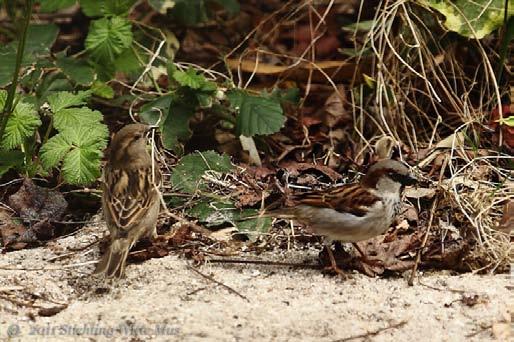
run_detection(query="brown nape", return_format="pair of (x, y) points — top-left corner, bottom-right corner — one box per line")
(360, 167), (389, 189)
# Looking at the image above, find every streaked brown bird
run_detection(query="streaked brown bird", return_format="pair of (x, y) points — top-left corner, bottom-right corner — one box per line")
(94, 123), (161, 278)
(266, 159), (416, 275)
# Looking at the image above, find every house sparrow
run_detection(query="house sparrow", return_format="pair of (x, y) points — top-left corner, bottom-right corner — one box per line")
(94, 123), (161, 278)
(267, 159), (416, 275)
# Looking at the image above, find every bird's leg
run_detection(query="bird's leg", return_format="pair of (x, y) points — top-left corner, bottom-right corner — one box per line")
(322, 240), (347, 278)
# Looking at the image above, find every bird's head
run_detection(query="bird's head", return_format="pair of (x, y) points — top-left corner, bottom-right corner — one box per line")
(361, 159), (416, 194)
(107, 123), (157, 166)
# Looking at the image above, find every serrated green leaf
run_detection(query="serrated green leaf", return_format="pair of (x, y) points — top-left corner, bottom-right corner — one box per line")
(56, 56), (95, 85)
(62, 146), (102, 185)
(171, 151), (233, 193)
(40, 0), (77, 12)
(40, 134), (72, 169)
(40, 124), (108, 184)
(0, 94), (41, 150)
(173, 68), (206, 89)
(85, 17), (133, 62)
(91, 81), (114, 99)
(80, 0), (136, 17)
(53, 107), (103, 134)
(47, 90), (92, 113)
(227, 89), (285, 137)
(422, 0), (512, 39)
(0, 149), (24, 176)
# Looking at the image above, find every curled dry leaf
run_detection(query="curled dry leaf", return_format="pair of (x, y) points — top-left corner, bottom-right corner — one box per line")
(497, 200), (513, 234)
(279, 161), (342, 181)
(7, 178), (67, 243)
(321, 86), (350, 128)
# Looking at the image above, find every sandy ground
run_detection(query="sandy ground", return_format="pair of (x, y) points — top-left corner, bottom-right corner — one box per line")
(0, 221), (512, 342)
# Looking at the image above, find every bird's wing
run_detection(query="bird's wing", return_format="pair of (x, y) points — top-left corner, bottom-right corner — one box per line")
(103, 166), (161, 231)
(291, 183), (381, 217)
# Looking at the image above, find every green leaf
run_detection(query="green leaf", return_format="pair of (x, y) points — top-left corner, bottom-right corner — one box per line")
(113, 46), (142, 74)
(47, 90), (91, 113)
(53, 107), (104, 132)
(91, 80), (115, 99)
(85, 17), (133, 62)
(422, 0), (512, 39)
(172, 68), (206, 89)
(0, 150), (24, 176)
(171, 151), (233, 193)
(211, 0), (240, 15)
(25, 24), (60, 56)
(342, 20), (376, 32)
(227, 89), (285, 137)
(56, 56), (95, 85)
(497, 116), (514, 127)
(139, 95), (196, 153)
(188, 200), (271, 238)
(40, 0), (77, 12)
(40, 124), (108, 185)
(0, 24), (59, 86)
(0, 92), (41, 150)
(39, 133), (72, 169)
(171, 0), (208, 26)
(80, 0), (137, 17)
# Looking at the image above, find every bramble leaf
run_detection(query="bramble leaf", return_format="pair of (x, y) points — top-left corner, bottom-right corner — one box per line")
(40, 124), (108, 185)
(227, 89), (285, 137)
(171, 151), (233, 193)
(85, 17), (133, 62)
(0, 91), (41, 150)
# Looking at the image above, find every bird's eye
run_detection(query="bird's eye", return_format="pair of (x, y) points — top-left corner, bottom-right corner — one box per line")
(133, 134), (142, 141)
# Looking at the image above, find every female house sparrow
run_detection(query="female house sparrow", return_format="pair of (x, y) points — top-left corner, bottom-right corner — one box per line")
(267, 159), (416, 275)
(94, 124), (161, 278)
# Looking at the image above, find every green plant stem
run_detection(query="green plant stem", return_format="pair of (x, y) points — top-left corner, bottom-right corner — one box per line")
(0, 0), (34, 143)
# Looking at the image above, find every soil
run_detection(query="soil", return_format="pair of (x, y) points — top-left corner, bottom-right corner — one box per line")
(0, 220), (511, 341)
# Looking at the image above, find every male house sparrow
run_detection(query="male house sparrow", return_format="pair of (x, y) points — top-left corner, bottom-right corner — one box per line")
(94, 124), (161, 278)
(267, 159), (416, 275)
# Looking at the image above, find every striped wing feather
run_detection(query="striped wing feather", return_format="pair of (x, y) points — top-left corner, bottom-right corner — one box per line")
(103, 167), (161, 231)
(291, 183), (380, 217)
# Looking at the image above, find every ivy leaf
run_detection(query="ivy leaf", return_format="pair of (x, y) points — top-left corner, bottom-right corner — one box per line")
(0, 92), (41, 150)
(56, 56), (95, 85)
(227, 89), (285, 137)
(140, 95), (196, 154)
(422, 0), (511, 39)
(171, 151), (233, 193)
(40, 125), (108, 185)
(47, 90), (91, 113)
(85, 17), (133, 62)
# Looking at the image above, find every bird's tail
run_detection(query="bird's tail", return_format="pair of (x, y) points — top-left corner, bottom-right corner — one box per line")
(93, 238), (133, 278)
